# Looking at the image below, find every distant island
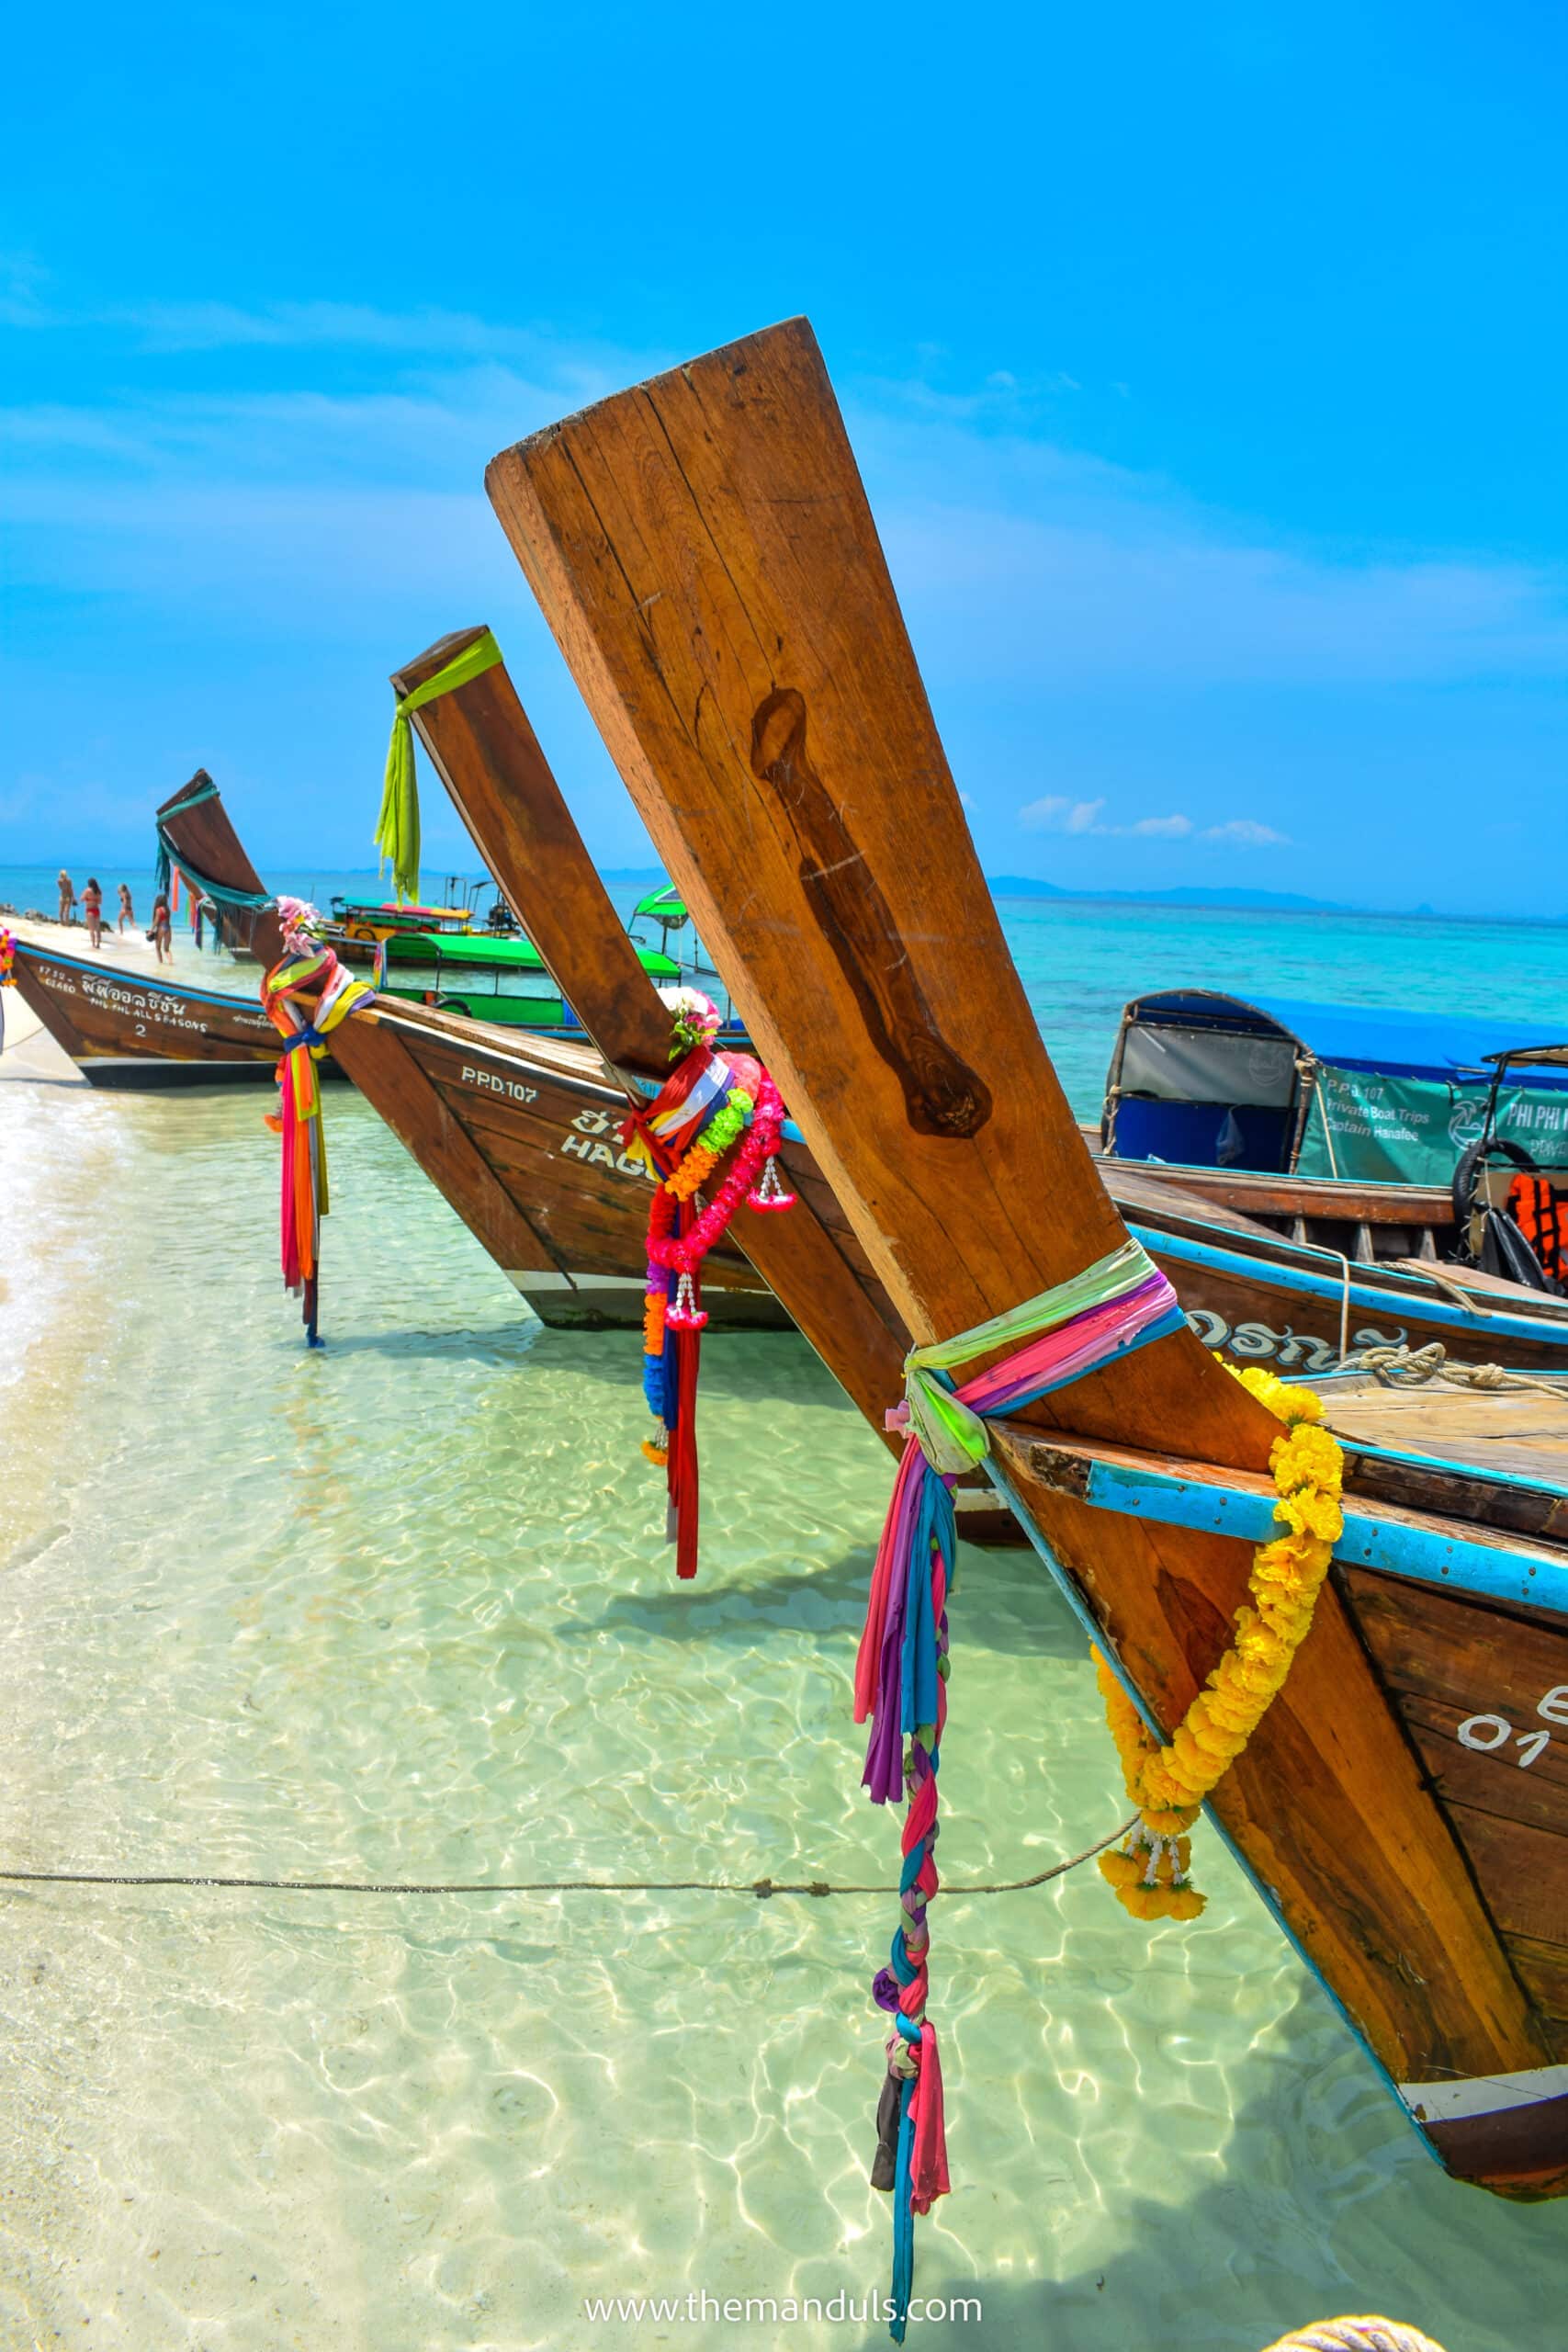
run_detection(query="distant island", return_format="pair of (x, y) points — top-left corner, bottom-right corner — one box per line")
(986, 876), (1347, 913)
(602, 864), (1346, 915)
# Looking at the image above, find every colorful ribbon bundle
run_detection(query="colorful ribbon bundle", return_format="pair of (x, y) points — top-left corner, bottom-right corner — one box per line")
(260, 900), (375, 1344)
(0, 925), (13, 1054)
(622, 989), (795, 1578)
(856, 1239), (1185, 2343)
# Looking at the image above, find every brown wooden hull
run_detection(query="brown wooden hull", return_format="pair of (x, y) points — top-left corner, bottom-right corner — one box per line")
(8, 940), (284, 1085)
(1079, 1128), (1457, 1246)
(340, 1001), (785, 1329)
(483, 315), (1568, 2199)
(1011, 1408), (1568, 2199)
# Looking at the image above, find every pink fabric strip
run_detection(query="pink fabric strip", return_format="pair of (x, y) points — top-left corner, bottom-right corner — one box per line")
(853, 1439), (926, 1725)
(951, 1272), (1177, 1419)
(908, 2024), (950, 2213)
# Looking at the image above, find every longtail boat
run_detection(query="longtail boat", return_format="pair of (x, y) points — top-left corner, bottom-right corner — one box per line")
(478, 320), (1568, 2264)
(4, 774), (323, 1086)
(1104, 986), (1568, 1198)
(6, 933), (283, 1084)
(5, 772), (299, 1085)
(1091, 1150), (1458, 1254)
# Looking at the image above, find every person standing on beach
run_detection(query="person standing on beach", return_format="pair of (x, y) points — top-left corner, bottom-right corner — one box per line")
(117, 882), (134, 933)
(152, 888), (173, 965)
(57, 870), (75, 923)
(83, 877), (104, 949)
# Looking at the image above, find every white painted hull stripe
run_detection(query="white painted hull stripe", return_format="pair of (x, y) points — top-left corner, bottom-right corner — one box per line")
(1399, 2061), (1568, 2122)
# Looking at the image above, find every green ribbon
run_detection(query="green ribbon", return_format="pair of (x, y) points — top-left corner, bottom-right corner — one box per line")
(902, 1238), (1163, 1475)
(375, 630), (503, 903)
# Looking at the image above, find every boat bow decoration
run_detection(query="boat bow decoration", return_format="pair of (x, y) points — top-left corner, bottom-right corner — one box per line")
(624, 988), (795, 1577)
(859, 1238), (1184, 2334)
(377, 628), (504, 902)
(260, 901), (376, 1343)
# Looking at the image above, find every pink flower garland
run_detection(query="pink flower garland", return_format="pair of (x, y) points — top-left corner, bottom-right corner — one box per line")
(644, 1072), (795, 1327)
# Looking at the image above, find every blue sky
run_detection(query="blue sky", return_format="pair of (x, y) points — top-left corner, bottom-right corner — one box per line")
(4, 3), (1567, 911)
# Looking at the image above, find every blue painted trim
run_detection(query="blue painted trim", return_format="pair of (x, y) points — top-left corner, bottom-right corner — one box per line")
(1069, 1454), (1568, 1615)
(976, 1455), (1430, 2160)
(1134, 1221), (1568, 1355)
(22, 945), (258, 1017)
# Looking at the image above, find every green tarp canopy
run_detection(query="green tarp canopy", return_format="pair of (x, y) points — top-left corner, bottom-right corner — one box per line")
(384, 927), (680, 980)
(632, 885), (690, 927)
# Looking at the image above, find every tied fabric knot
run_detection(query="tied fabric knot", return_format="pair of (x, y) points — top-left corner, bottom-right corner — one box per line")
(260, 914), (376, 1342)
(376, 630), (503, 904)
(856, 1238), (1185, 2342)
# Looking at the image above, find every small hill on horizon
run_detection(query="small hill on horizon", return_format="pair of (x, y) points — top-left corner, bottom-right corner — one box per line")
(986, 876), (1348, 913)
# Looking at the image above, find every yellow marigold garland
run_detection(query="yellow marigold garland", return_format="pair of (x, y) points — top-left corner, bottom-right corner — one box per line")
(1097, 1362), (1344, 1920)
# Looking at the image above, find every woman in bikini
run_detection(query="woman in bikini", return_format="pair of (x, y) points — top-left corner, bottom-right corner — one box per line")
(117, 882), (134, 933)
(152, 890), (173, 965)
(82, 877), (104, 950)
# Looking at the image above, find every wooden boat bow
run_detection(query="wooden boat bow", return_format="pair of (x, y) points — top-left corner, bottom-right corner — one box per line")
(483, 316), (1564, 2195)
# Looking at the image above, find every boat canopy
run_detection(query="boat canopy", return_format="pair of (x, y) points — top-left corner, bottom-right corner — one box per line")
(1104, 989), (1568, 1185)
(334, 896), (473, 929)
(632, 885), (690, 926)
(388, 928), (680, 979)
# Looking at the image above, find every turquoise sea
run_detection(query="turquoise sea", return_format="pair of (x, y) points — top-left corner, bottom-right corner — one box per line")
(3, 888), (1567, 2349)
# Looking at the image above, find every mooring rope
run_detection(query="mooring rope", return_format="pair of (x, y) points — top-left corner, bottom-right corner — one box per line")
(1340, 1340), (1567, 1396)
(0, 1814), (1138, 1903)
(1259, 2322), (1447, 2352)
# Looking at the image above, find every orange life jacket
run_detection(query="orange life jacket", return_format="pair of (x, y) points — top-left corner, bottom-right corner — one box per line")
(1506, 1172), (1568, 1283)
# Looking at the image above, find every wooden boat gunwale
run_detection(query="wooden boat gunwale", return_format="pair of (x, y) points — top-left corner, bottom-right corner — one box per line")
(1003, 1423), (1568, 1611)
(1144, 1219), (1568, 1349)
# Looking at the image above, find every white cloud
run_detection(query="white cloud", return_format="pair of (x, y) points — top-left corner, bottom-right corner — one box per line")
(1016, 797), (1286, 847)
(1200, 818), (1290, 846)
(1019, 795), (1108, 834)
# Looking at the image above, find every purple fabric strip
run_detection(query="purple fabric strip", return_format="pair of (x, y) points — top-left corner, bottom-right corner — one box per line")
(863, 1452), (926, 1801)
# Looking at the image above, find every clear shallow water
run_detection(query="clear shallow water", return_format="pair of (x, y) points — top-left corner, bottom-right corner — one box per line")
(2, 910), (1567, 2349)
(8, 867), (1568, 1122)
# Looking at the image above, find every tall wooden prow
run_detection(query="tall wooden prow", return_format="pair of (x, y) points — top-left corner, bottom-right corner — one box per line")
(482, 317), (1559, 2194)
(386, 628), (919, 1466)
(156, 771), (285, 967)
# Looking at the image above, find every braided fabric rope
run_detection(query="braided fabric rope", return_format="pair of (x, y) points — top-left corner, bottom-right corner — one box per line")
(855, 1239), (1187, 2343)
